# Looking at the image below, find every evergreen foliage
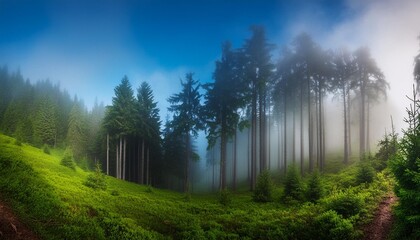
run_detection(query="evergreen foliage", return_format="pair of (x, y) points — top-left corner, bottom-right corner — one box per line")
(390, 88), (420, 239)
(355, 160), (375, 185)
(374, 126), (398, 171)
(253, 170), (273, 202)
(218, 188), (232, 206)
(168, 73), (204, 193)
(85, 163), (107, 190)
(306, 170), (324, 202)
(61, 149), (76, 170)
(283, 165), (304, 201)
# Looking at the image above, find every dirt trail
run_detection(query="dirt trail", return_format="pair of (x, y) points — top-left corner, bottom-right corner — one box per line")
(363, 195), (397, 240)
(0, 200), (38, 240)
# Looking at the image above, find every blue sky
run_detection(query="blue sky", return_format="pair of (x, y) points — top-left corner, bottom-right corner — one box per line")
(1, 0), (420, 135)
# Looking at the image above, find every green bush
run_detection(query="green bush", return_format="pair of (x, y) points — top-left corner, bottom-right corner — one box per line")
(85, 164), (107, 190)
(323, 190), (363, 218)
(355, 161), (375, 185)
(283, 165), (304, 201)
(313, 210), (356, 240)
(60, 149), (76, 170)
(374, 129), (398, 171)
(253, 170), (273, 202)
(306, 170), (324, 202)
(146, 185), (154, 193)
(218, 188), (231, 206)
(43, 144), (50, 154)
(14, 139), (22, 146)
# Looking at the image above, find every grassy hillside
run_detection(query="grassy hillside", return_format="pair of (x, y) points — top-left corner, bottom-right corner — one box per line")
(0, 134), (394, 239)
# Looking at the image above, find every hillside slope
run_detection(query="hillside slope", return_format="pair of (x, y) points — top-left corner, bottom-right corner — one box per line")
(0, 134), (394, 239)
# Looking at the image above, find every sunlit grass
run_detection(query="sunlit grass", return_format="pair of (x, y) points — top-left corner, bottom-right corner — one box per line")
(0, 133), (394, 239)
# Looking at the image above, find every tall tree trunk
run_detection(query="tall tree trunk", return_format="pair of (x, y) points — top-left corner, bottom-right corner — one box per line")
(220, 132), (227, 190)
(116, 144), (118, 178)
(343, 87), (349, 164)
(185, 133), (190, 193)
(366, 99), (370, 154)
(277, 120), (281, 170)
(316, 87), (320, 169)
(300, 84), (304, 175)
(251, 86), (257, 190)
(283, 95), (287, 174)
(233, 129), (237, 191)
(212, 147), (215, 192)
(320, 92), (325, 171)
(146, 146), (150, 185)
(347, 90), (352, 156)
(309, 110), (314, 172)
(138, 141), (141, 183)
(360, 77), (366, 158)
(106, 133), (109, 175)
(123, 137), (126, 180)
(308, 80), (314, 172)
(141, 139), (145, 184)
(292, 103), (296, 165)
(268, 106), (271, 170)
(119, 137), (122, 179)
(259, 90), (266, 173)
(247, 127), (250, 182)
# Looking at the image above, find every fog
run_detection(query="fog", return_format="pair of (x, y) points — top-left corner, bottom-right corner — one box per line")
(1, 0), (420, 191)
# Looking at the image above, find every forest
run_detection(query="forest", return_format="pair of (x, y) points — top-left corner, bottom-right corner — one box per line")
(0, 29), (390, 192)
(0, 1), (420, 239)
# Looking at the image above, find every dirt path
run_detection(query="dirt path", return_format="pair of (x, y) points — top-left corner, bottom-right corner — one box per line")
(363, 195), (397, 240)
(0, 200), (39, 240)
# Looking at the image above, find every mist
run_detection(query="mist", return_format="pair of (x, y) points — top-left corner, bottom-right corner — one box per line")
(1, 0), (420, 192)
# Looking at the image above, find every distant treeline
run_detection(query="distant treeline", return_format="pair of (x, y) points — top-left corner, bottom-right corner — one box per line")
(0, 67), (105, 168)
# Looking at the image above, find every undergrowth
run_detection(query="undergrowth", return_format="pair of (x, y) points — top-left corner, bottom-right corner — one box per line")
(0, 134), (394, 239)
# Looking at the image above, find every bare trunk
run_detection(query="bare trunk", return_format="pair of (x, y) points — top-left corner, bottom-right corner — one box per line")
(106, 133), (109, 175)
(292, 103), (296, 165)
(123, 137), (126, 180)
(138, 141), (141, 183)
(185, 133), (190, 193)
(119, 137), (122, 179)
(343, 88), (349, 164)
(347, 91), (352, 156)
(283, 95), (287, 174)
(366, 99), (370, 154)
(233, 130), (237, 191)
(141, 139), (145, 184)
(308, 80), (313, 172)
(268, 107), (271, 170)
(300, 85), (304, 175)
(146, 146), (150, 185)
(251, 87), (257, 190)
(360, 75), (366, 158)
(116, 144), (118, 178)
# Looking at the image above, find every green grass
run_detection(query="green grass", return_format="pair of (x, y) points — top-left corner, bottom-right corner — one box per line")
(0, 134), (394, 239)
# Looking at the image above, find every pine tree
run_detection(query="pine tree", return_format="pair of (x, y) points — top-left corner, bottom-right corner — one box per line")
(204, 41), (246, 190)
(168, 73), (204, 193)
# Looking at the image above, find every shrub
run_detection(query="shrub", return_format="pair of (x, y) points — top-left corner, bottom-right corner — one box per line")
(374, 128), (398, 171)
(218, 188), (231, 206)
(14, 139), (22, 146)
(146, 185), (154, 193)
(253, 170), (273, 202)
(60, 150), (76, 170)
(324, 190), (363, 218)
(85, 164), (107, 190)
(390, 94), (420, 239)
(110, 190), (120, 196)
(283, 165), (304, 201)
(306, 170), (324, 202)
(43, 145), (50, 154)
(355, 161), (375, 185)
(313, 210), (356, 240)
